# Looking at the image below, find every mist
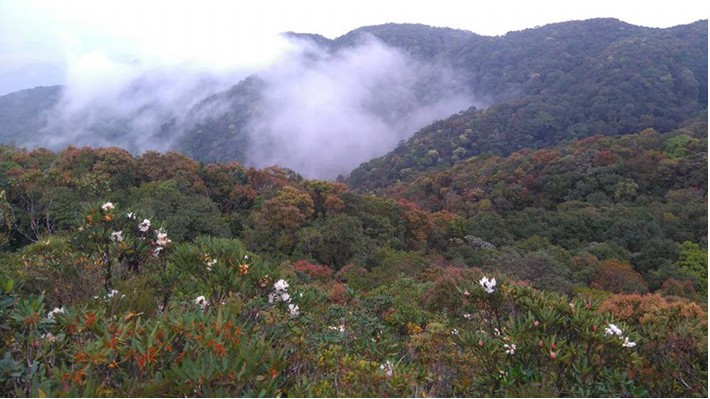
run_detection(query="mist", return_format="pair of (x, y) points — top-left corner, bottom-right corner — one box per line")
(245, 36), (476, 179)
(30, 32), (477, 180)
(34, 32), (298, 152)
(37, 60), (248, 153)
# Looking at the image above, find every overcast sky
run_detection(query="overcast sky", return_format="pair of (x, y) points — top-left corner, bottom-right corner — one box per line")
(0, 0), (707, 95)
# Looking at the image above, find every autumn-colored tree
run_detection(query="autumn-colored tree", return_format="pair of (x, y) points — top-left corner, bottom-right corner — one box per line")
(396, 198), (433, 249)
(304, 180), (347, 218)
(591, 259), (649, 294)
(137, 151), (207, 195)
(260, 186), (314, 231)
(92, 147), (138, 192)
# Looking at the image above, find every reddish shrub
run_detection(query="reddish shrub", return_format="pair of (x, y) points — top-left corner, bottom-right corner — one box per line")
(658, 278), (697, 300)
(330, 283), (347, 304)
(293, 260), (334, 281)
(591, 260), (649, 294)
(599, 293), (705, 324)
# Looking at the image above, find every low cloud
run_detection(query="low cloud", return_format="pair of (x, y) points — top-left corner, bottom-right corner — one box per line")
(30, 32), (477, 180)
(245, 36), (477, 179)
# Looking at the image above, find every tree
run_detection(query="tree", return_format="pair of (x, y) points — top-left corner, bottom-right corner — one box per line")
(674, 241), (708, 296)
(591, 259), (649, 294)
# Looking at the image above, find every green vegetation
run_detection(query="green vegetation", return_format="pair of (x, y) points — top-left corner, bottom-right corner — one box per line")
(0, 120), (706, 396)
(346, 20), (708, 191)
(0, 18), (706, 398)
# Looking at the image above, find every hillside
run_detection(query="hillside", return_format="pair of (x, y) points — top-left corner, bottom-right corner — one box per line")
(0, 19), (705, 181)
(346, 19), (708, 190)
(0, 121), (706, 395)
(0, 86), (62, 146)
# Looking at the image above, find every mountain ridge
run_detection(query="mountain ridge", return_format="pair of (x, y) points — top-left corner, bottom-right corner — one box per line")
(0, 19), (706, 183)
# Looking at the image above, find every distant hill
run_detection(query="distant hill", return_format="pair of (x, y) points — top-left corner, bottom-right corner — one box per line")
(0, 19), (706, 182)
(0, 86), (62, 146)
(346, 19), (708, 190)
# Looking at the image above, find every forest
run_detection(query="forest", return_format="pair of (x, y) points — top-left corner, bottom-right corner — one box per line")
(0, 117), (706, 396)
(0, 18), (707, 398)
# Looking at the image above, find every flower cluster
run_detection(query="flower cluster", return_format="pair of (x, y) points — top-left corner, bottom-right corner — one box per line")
(138, 219), (151, 233)
(504, 343), (516, 355)
(195, 295), (208, 310)
(379, 360), (394, 378)
(269, 279), (291, 303)
(268, 279), (300, 317)
(47, 306), (64, 319)
(110, 231), (123, 242)
(604, 323), (636, 348)
(204, 256), (217, 271)
(101, 202), (115, 212)
(287, 304), (300, 318)
(152, 228), (171, 256)
(479, 276), (497, 294)
(604, 323), (622, 337)
(329, 324), (346, 333)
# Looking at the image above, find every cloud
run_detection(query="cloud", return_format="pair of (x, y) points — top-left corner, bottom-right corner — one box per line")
(35, 33), (298, 153)
(35, 32), (478, 180)
(244, 36), (477, 179)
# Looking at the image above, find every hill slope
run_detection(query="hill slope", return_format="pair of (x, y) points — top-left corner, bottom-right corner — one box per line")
(0, 20), (706, 182)
(346, 19), (707, 190)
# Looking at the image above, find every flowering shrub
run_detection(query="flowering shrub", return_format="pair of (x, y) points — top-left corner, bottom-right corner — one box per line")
(600, 293), (708, 396)
(0, 205), (705, 397)
(450, 277), (646, 396)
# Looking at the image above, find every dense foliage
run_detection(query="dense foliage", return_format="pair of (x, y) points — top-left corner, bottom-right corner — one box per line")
(346, 20), (707, 190)
(1, 20), (706, 171)
(0, 118), (706, 396)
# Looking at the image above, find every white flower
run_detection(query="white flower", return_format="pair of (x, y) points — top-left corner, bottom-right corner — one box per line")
(379, 361), (393, 378)
(451, 328), (459, 335)
(479, 276), (497, 294)
(504, 343), (516, 355)
(138, 219), (151, 232)
(622, 336), (636, 348)
(107, 289), (119, 298)
(47, 306), (64, 319)
(287, 304), (300, 318)
(274, 279), (289, 292)
(42, 332), (57, 342)
(463, 313), (473, 320)
(604, 323), (623, 337)
(110, 231), (123, 242)
(268, 293), (277, 304)
(101, 202), (114, 212)
(329, 324), (346, 333)
(155, 228), (171, 247)
(280, 292), (291, 302)
(126, 212), (135, 219)
(152, 246), (163, 257)
(195, 295), (208, 310)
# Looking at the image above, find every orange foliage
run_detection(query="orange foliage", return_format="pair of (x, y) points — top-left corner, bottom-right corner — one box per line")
(591, 259), (649, 294)
(293, 260), (334, 281)
(397, 198), (433, 248)
(330, 283), (347, 304)
(599, 293), (706, 325)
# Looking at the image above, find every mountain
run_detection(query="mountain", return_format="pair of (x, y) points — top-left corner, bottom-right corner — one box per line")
(0, 19), (706, 181)
(346, 19), (708, 190)
(0, 85), (62, 146)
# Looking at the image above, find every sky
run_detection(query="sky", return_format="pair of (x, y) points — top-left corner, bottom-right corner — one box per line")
(0, 0), (707, 95)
